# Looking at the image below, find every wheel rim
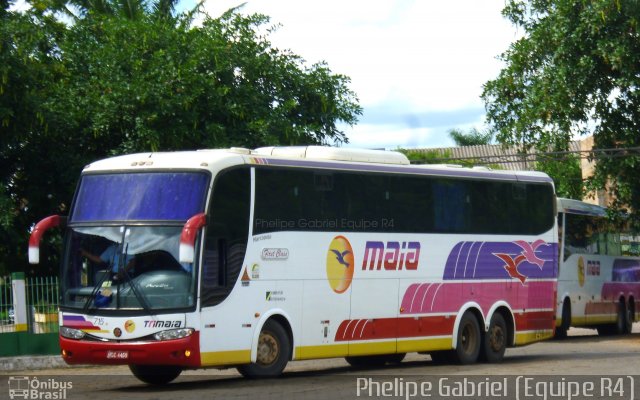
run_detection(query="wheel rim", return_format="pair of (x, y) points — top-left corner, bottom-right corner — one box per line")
(460, 322), (477, 354)
(489, 324), (505, 352)
(257, 331), (279, 366)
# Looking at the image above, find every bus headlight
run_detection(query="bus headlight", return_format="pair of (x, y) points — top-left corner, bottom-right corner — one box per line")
(153, 328), (194, 341)
(60, 326), (86, 340)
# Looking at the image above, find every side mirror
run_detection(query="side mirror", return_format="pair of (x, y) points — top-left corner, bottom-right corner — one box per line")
(179, 213), (207, 263)
(29, 215), (67, 264)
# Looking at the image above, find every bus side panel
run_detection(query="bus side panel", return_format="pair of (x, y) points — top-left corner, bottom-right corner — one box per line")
(199, 309), (253, 366)
(297, 280), (350, 360)
(559, 255), (617, 326)
(583, 256), (616, 325)
(557, 255), (585, 325)
(602, 257), (640, 322)
(198, 278), (269, 366)
(397, 278), (457, 353)
(248, 232), (345, 360)
(347, 278), (399, 356)
(396, 238), (557, 346)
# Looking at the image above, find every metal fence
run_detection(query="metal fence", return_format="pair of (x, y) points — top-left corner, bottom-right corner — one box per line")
(0, 275), (59, 334)
(0, 276), (13, 330)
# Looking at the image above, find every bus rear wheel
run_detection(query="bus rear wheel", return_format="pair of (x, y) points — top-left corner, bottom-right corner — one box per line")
(598, 300), (629, 336)
(237, 319), (291, 378)
(616, 300), (628, 334)
(453, 311), (481, 364)
(129, 365), (182, 385)
(625, 299), (635, 334)
(481, 313), (507, 363)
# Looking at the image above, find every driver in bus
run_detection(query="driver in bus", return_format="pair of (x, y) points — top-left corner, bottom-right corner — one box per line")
(80, 244), (136, 280)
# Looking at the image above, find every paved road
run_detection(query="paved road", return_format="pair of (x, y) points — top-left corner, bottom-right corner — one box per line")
(2, 328), (640, 399)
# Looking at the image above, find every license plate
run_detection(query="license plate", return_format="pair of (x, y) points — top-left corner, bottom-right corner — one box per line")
(106, 350), (129, 359)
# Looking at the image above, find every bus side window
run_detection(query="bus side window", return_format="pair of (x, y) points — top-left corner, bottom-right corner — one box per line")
(433, 179), (468, 233)
(201, 168), (250, 308)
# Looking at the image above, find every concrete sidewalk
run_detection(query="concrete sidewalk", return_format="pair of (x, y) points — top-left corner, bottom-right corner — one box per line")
(0, 355), (68, 372)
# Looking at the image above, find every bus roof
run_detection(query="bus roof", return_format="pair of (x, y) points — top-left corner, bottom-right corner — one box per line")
(81, 146), (553, 183)
(253, 146), (410, 165)
(557, 197), (607, 217)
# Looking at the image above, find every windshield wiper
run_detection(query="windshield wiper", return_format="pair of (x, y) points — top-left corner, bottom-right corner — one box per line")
(82, 265), (114, 313)
(116, 245), (152, 314)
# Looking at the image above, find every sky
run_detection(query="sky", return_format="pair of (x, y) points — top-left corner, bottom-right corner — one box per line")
(11, 0), (521, 150)
(200, 0), (521, 150)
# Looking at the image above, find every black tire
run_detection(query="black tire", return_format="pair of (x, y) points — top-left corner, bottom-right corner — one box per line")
(597, 324), (614, 336)
(453, 311), (481, 365)
(624, 299), (634, 334)
(429, 351), (454, 365)
(237, 319), (291, 378)
(481, 313), (507, 363)
(345, 355), (384, 368)
(615, 300), (627, 334)
(385, 353), (406, 364)
(345, 353), (406, 368)
(129, 365), (182, 385)
(555, 299), (571, 339)
(598, 301), (627, 336)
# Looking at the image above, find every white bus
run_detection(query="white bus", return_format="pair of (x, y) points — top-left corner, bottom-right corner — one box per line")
(29, 146), (558, 384)
(555, 197), (640, 337)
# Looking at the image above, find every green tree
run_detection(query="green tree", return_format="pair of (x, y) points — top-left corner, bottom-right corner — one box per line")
(48, 8), (360, 153)
(448, 127), (493, 146)
(399, 148), (454, 164)
(0, 3), (362, 275)
(0, 1), (69, 276)
(536, 154), (583, 200)
(482, 0), (640, 228)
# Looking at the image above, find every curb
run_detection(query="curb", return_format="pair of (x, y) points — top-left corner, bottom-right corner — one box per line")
(0, 355), (68, 372)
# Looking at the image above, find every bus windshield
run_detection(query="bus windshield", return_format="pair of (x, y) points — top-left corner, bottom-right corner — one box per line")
(59, 171), (209, 313)
(71, 172), (209, 223)
(61, 225), (196, 312)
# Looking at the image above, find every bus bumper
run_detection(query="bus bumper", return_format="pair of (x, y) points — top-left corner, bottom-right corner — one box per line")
(59, 331), (201, 367)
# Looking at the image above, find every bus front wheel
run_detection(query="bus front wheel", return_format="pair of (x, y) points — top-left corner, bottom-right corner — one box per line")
(555, 299), (571, 339)
(237, 319), (291, 378)
(129, 365), (182, 385)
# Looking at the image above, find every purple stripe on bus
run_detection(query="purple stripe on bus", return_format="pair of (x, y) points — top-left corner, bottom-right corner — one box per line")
(612, 259), (640, 282)
(443, 241), (558, 280)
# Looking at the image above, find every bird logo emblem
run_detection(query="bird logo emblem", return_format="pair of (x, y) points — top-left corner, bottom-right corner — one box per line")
(494, 253), (528, 285)
(514, 239), (547, 269)
(330, 249), (352, 268)
(493, 240), (548, 285)
(326, 236), (354, 293)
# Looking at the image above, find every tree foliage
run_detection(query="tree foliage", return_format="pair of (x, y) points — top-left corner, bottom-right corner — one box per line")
(0, 1), (362, 274)
(399, 148), (455, 164)
(482, 0), (640, 228)
(448, 127), (493, 146)
(536, 155), (584, 200)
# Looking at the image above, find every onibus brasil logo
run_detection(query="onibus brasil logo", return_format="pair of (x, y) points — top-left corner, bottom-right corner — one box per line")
(8, 376), (72, 399)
